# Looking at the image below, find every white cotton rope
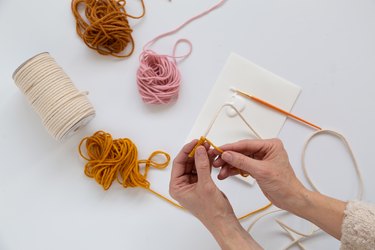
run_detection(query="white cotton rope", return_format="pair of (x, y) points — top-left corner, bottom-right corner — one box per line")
(302, 129), (364, 200)
(204, 102), (364, 249)
(13, 52), (95, 141)
(246, 129), (364, 250)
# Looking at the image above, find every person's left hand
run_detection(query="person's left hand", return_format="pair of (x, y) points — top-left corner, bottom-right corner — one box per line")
(169, 140), (262, 250)
(169, 140), (237, 227)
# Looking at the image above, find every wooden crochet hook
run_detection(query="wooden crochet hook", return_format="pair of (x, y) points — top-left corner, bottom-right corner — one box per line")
(230, 88), (321, 130)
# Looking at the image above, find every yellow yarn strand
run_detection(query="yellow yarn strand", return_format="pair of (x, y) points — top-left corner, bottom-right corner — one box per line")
(238, 203), (273, 220)
(189, 136), (251, 177)
(78, 131), (270, 220)
(188, 136), (223, 157)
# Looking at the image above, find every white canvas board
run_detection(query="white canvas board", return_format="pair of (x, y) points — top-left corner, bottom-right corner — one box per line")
(187, 53), (302, 183)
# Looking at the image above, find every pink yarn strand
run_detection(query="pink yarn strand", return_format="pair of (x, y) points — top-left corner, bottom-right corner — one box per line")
(136, 0), (226, 104)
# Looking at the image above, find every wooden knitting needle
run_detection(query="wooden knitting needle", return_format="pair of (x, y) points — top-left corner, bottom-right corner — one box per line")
(230, 87), (322, 130)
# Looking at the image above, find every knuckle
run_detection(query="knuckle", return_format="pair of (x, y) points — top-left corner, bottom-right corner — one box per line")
(238, 139), (250, 144)
(256, 165), (272, 177)
(196, 158), (209, 170)
(172, 157), (182, 166)
(172, 158), (177, 166)
(238, 139), (252, 149)
(202, 182), (216, 194)
(195, 153), (204, 162)
(169, 188), (180, 200)
(235, 155), (247, 169)
(169, 189), (176, 198)
(169, 185), (175, 196)
(270, 138), (284, 149)
(270, 138), (281, 145)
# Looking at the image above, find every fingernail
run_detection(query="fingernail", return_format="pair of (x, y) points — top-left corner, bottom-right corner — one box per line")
(196, 146), (205, 155)
(222, 152), (232, 162)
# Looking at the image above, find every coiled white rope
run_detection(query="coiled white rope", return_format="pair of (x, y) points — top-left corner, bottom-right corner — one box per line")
(13, 52), (95, 141)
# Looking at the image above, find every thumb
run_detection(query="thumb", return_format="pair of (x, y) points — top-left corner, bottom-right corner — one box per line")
(194, 146), (213, 183)
(221, 151), (261, 177)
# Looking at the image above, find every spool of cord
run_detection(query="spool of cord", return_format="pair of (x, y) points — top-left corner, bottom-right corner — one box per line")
(13, 52), (96, 141)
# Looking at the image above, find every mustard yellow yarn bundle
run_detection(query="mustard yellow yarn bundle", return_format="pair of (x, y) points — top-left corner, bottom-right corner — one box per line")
(79, 131), (170, 190)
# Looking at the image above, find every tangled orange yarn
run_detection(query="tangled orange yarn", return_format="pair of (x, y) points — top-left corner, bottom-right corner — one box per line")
(78, 131), (170, 190)
(71, 0), (145, 57)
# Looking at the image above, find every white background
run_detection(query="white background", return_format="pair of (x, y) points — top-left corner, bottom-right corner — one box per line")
(1, 0), (375, 249)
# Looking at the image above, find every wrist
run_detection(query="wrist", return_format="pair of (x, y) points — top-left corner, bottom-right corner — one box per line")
(286, 190), (347, 239)
(204, 217), (261, 250)
(287, 188), (345, 221)
(283, 186), (314, 216)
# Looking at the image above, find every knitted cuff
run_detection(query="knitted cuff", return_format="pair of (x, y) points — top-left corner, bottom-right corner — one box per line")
(340, 200), (375, 250)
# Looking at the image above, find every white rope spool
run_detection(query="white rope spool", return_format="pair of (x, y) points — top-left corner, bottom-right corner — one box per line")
(13, 52), (95, 141)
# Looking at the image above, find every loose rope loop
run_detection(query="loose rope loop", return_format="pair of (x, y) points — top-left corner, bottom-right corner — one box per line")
(71, 0), (145, 57)
(136, 0), (226, 104)
(301, 129), (364, 200)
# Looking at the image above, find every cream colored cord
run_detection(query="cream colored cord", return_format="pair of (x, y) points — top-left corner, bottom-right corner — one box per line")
(302, 129), (364, 200)
(247, 129), (364, 249)
(204, 103), (262, 139)
(13, 52), (95, 141)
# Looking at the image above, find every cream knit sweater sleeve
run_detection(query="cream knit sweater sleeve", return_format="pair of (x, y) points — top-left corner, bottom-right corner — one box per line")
(340, 200), (375, 250)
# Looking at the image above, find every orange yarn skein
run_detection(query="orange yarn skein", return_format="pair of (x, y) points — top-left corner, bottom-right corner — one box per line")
(78, 130), (182, 207)
(71, 0), (145, 57)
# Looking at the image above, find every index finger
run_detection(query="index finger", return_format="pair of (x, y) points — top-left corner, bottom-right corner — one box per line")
(218, 139), (271, 156)
(171, 139), (198, 179)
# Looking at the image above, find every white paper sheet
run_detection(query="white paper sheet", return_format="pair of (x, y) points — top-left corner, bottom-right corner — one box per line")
(187, 53), (301, 183)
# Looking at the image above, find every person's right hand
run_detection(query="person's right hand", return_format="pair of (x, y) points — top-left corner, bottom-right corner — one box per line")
(212, 139), (308, 213)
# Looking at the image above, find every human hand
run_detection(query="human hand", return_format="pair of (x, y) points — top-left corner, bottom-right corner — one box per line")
(212, 139), (308, 213)
(169, 140), (237, 226)
(170, 140), (261, 249)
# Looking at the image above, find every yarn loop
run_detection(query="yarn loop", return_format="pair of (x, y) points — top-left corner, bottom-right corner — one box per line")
(72, 0), (145, 57)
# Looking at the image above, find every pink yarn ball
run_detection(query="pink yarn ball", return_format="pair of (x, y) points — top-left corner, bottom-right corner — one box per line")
(136, 0), (226, 104)
(137, 50), (181, 104)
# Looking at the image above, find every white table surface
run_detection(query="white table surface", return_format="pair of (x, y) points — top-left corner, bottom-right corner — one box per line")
(1, 1), (375, 249)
